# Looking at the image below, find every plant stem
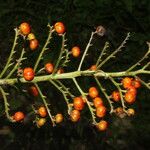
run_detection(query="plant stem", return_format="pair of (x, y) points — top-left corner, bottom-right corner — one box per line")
(34, 24), (54, 71)
(0, 69), (149, 86)
(78, 31), (95, 71)
(34, 83), (55, 126)
(0, 28), (19, 78)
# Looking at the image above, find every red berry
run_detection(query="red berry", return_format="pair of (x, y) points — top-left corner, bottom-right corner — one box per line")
(23, 67), (35, 81)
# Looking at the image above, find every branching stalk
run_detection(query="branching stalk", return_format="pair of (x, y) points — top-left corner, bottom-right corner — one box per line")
(34, 83), (55, 126)
(0, 28), (19, 78)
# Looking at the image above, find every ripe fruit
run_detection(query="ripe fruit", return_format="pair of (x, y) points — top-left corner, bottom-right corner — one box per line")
(27, 33), (36, 40)
(90, 65), (97, 71)
(29, 86), (38, 97)
(96, 120), (108, 131)
(122, 77), (133, 89)
(23, 67), (35, 81)
(115, 107), (124, 114)
(37, 118), (46, 127)
(70, 109), (80, 122)
(112, 91), (120, 102)
(13, 111), (25, 122)
(96, 105), (106, 118)
(127, 86), (137, 95)
(19, 22), (31, 35)
(55, 113), (63, 123)
(89, 87), (99, 98)
(38, 106), (47, 117)
(132, 78), (141, 89)
(29, 39), (39, 50)
(73, 97), (85, 111)
(45, 63), (54, 74)
(57, 68), (64, 74)
(93, 97), (103, 108)
(127, 108), (135, 116)
(71, 46), (81, 57)
(54, 22), (65, 34)
(124, 91), (136, 104)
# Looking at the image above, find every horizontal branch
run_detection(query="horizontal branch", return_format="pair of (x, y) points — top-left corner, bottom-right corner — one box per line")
(0, 69), (149, 85)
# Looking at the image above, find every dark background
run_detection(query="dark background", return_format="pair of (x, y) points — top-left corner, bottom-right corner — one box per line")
(0, 0), (150, 150)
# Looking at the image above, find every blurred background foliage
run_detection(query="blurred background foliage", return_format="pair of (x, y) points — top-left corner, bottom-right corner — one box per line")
(0, 0), (150, 149)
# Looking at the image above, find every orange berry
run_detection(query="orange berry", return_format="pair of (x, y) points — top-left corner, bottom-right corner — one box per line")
(27, 33), (36, 40)
(54, 22), (65, 34)
(96, 120), (108, 131)
(19, 22), (31, 35)
(13, 111), (25, 122)
(73, 97), (85, 111)
(55, 113), (63, 123)
(122, 77), (133, 89)
(37, 118), (46, 127)
(45, 63), (54, 74)
(112, 91), (120, 102)
(90, 65), (97, 71)
(132, 78), (141, 89)
(29, 39), (39, 50)
(89, 87), (99, 98)
(96, 105), (106, 118)
(23, 67), (35, 81)
(70, 109), (80, 122)
(93, 97), (103, 108)
(124, 91), (136, 104)
(127, 108), (135, 116)
(38, 106), (47, 117)
(71, 46), (80, 57)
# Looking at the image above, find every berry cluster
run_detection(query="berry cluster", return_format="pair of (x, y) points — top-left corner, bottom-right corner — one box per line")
(0, 21), (149, 132)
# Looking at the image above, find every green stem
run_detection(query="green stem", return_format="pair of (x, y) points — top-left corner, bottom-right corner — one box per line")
(49, 79), (72, 114)
(78, 31), (96, 71)
(109, 76), (127, 112)
(94, 77), (114, 113)
(72, 78), (97, 124)
(0, 69), (149, 86)
(0, 28), (19, 78)
(0, 87), (14, 122)
(34, 83), (56, 126)
(34, 24), (54, 72)
(6, 48), (25, 79)
(52, 33), (66, 74)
